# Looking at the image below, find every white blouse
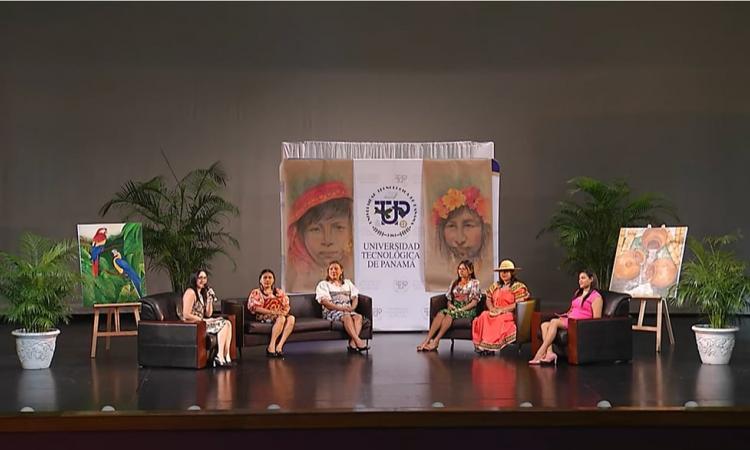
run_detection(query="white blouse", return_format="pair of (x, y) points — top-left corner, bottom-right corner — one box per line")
(315, 279), (359, 303)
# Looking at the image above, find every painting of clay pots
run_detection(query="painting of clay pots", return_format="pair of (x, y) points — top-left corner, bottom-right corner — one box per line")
(610, 226), (688, 298)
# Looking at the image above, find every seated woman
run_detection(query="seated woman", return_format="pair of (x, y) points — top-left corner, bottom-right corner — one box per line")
(315, 260), (369, 353)
(417, 260), (481, 352)
(530, 269), (603, 366)
(472, 259), (530, 355)
(248, 269), (296, 357)
(181, 269), (234, 367)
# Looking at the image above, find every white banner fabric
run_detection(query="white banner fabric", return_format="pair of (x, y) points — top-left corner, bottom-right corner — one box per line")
(353, 159), (432, 331)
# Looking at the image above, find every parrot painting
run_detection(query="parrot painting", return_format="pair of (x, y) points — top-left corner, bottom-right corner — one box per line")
(111, 249), (143, 298)
(90, 227), (108, 277)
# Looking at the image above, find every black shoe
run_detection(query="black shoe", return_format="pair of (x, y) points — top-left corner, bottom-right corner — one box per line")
(347, 345), (360, 354)
(266, 349), (277, 357)
(357, 345), (370, 352)
(276, 350), (285, 357)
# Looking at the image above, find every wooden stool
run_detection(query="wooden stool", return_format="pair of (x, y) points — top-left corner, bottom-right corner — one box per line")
(90, 302), (141, 358)
(631, 296), (675, 352)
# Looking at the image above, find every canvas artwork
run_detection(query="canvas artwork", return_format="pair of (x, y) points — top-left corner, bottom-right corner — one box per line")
(77, 223), (146, 306)
(610, 226), (688, 298)
(281, 159), (354, 293)
(422, 159), (493, 291)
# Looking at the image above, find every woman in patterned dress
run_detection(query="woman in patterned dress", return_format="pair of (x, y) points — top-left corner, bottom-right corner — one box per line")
(248, 269), (296, 357)
(315, 261), (369, 353)
(417, 260), (481, 352)
(472, 259), (530, 355)
(181, 269), (233, 367)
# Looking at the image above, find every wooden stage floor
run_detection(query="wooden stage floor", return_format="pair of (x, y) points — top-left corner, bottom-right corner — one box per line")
(1, 316), (749, 415)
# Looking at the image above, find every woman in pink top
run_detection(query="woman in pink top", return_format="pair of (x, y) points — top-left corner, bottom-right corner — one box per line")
(529, 270), (603, 365)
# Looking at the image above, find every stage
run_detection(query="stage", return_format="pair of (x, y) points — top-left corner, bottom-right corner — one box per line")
(2, 315), (750, 447)
(1, 316), (750, 413)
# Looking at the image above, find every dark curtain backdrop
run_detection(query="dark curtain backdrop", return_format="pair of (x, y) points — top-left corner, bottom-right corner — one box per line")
(1, 2), (749, 312)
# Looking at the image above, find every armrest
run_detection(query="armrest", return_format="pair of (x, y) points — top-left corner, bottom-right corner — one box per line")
(138, 320), (207, 346)
(356, 294), (373, 321)
(221, 299), (246, 350)
(430, 295), (448, 325)
(514, 299), (537, 344)
(567, 316), (633, 365)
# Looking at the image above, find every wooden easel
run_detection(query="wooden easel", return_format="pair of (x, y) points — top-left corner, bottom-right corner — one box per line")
(90, 302), (141, 358)
(631, 296), (675, 352)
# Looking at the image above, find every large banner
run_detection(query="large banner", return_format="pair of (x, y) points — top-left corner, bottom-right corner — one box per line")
(280, 160), (354, 293)
(281, 155), (497, 331)
(354, 159), (426, 330)
(423, 160), (493, 291)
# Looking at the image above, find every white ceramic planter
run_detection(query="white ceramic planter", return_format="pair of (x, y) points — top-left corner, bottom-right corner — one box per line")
(12, 329), (60, 369)
(692, 325), (739, 365)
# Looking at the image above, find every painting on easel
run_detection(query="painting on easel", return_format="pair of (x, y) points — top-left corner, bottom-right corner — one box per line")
(77, 223), (146, 306)
(610, 226), (688, 298)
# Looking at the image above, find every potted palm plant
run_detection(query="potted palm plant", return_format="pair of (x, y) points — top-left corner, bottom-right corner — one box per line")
(671, 233), (750, 364)
(0, 233), (78, 369)
(99, 156), (239, 292)
(539, 176), (678, 287)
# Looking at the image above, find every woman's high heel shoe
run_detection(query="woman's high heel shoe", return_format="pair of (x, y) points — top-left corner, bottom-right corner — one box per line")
(540, 352), (558, 366)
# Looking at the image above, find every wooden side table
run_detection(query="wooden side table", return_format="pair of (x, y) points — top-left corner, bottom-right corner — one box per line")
(90, 302), (141, 358)
(631, 296), (675, 352)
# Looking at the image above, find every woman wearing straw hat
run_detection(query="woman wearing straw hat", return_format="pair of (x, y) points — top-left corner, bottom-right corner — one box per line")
(471, 259), (530, 356)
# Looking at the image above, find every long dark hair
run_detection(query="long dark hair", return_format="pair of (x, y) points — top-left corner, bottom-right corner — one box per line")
(449, 260), (476, 294)
(188, 269), (210, 302)
(574, 269), (599, 303)
(258, 268), (281, 297)
(325, 260), (345, 282)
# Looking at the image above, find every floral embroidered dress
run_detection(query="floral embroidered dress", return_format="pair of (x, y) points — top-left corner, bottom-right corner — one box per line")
(315, 279), (359, 321)
(248, 288), (291, 323)
(472, 281), (530, 351)
(440, 279), (481, 319)
(558, 290), (602, 328)
(186, 288), (229, 335)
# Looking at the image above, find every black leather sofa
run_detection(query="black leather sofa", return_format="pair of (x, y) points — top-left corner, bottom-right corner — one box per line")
(138, 292), (237, 369)
(221, 293), (373, 351)
(429, 294), (539, 352)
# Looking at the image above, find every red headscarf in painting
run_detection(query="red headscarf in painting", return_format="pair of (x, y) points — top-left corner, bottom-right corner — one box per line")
(287, 181), (352, 271)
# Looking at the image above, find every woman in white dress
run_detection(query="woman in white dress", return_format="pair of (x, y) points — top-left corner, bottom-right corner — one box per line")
(315, 261), (369, 353)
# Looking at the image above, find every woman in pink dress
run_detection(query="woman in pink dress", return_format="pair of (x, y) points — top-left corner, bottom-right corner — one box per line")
(529, 270), (603, 366)
(472, 259), (530, 355)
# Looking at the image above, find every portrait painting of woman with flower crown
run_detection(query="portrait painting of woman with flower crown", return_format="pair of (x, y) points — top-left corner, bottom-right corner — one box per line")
(281, 159), (354, 293)
(423, 160), (493, 291)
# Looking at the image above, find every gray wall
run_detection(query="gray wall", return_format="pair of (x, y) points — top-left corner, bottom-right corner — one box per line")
(1, 3), (749, 311)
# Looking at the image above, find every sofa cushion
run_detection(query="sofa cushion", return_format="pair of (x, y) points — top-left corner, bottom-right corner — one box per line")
(451, 318), (473, 330)
(246, 317), (331, 334)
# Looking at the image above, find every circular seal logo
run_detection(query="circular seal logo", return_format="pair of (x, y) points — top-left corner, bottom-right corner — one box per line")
(365, 186), (418, 238)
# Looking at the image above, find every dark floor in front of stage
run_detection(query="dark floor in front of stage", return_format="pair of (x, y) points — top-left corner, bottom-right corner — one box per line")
(2, 316), (750, 413)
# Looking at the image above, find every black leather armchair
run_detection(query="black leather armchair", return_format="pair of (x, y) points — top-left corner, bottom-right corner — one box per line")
(221, 293), (373, 349)
(429, 294), (539, 353)
(138, 292), (237, 369)
(531, 290), (632, 365)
